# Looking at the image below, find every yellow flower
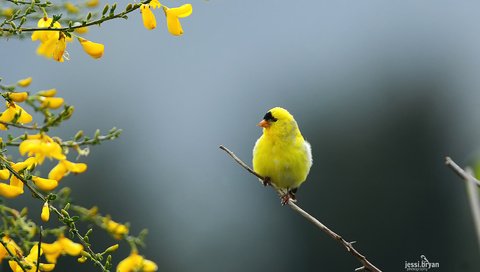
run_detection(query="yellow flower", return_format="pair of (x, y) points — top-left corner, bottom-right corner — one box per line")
(150, 0), (162, 9)
(141, 4), (156, 30)
(0, 236), (22, 263)
(117, 251), (158, 272)
(31, 17), (61, 43)
(103, 217), (129, 240)
(48, 159), (87, 181)
(0, 102), (33, 130)
(41, 235), (83, 264)
(78, 38), (104, 59)
(37, 88), (57, 97)
(17, 77), (32, 87)
(19, 134), (66, 164)
(8, 92), (29, 103)
(0, 162), (30, 198)
(9, 244), (55, 272)
(40, 96), (64, 109)
(32, 17), (71, 62)
(65, 2), (79, 13)
(75, 26), (89, 34)
(32, 176), (59, 191)
(41, 202), (50, 222)
(163, 4), (192, 36)
(86, 0), (99, 8)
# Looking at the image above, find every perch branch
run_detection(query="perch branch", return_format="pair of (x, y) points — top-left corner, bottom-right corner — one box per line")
(219, 145), (382, 272)
(445, 156), (480, 249)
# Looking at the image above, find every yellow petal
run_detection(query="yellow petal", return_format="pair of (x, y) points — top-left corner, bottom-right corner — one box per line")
(15, 104), (33, 123)
(39, 263), (56, 271)
(17, 77), (32, 87)
(58, 236), (83, 256)
(62, 160), (87, 173)
(141, 4), (157, 30)
(53, 36), (67, 62)
(37, 88), (57, 97)
(65, 2), (79, 14)
(0, 169), (10, 180)
(48, 162), (68, 181)
(86, 0), (99, 8)
(0, 183), (23, 198)
(41, 242), (62, 254)
(117, 251), (143, 272)
(165, 12), (183, 36)
(169, 4), (192, 18)
(41, 242), (62, 263)
(74, 26), (89, 34)
(9, 176), (24, 191)
(143, 259), (158, 271)
(12, 157), (37, 172)
(150, 0), (162, 9)
(32, 176), (58, 191)
(0, 106), (16, 127)
(78, 38), (104, 59)
(40, 97), (64, 109)
(41, 202), (50, 222)
(8, 92), (28, 102)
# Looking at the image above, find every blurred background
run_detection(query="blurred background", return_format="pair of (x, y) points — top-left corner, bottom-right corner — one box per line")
(2, 0), (480, 271)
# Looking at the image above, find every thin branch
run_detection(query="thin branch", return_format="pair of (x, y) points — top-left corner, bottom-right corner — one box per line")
(0, 0), (151, 33)
(445, 156), (480, 187)
(35, 226), (42, 272)
(445, 156), (480, 249)
(219, 145), (382, 272)
(0, 156), (108, 271)
(0, 120), (41, 130)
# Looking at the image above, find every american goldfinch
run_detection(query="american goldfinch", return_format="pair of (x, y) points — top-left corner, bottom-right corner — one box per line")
(252, 107), (312, 203)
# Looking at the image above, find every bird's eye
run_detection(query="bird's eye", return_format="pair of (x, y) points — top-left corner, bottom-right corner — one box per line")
(263, 111), (278, 122)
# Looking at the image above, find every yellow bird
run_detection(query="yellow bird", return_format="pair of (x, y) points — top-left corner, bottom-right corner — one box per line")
(252, 107), (312, 203)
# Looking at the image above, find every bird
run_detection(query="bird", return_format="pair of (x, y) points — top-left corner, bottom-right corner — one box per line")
(252, 107), (312, 204)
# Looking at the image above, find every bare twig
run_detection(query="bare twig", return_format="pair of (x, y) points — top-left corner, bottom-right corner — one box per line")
(219, 145), (382, 272)
(35, 226), (42, 272)
(445, 157), (480, 187)
(445, 156), (480, 249)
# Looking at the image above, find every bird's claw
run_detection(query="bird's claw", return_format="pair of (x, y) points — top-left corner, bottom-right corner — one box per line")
(280, 190), (297, 206)
(262, 176), (272, 187)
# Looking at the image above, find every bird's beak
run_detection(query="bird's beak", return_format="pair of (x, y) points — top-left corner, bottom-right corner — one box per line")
(257, 119), (269, 128)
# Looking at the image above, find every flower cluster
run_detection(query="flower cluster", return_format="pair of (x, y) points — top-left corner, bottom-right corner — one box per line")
(0, 76), (155, 271)
(0, 79), (87, 199)
(140, 0), (193, 35)
(31, 16), (104, 62)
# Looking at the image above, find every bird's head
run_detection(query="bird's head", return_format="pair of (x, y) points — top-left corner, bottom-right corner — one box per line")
(257, 107), (299, 138)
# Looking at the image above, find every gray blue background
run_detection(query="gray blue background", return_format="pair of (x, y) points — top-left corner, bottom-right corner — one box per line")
(2, 0), (480, 271)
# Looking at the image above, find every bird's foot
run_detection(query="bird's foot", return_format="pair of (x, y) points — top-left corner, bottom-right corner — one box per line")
(262, 176), (272, 187)
(280, 189), (297, 206)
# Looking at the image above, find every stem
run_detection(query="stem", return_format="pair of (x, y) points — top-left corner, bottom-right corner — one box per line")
(0, 0), (152, 33)
(0, 120), (40, 130)
(219, 145), (382, 272)
(445, 157), (480, 250)
(35, 226), (42, 272)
